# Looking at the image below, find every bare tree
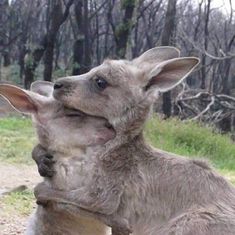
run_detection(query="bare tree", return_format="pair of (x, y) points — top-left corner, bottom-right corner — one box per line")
(161, 0), (177, 118)
(0, 0), (11, 67)
(24, 0), (74, 88)
(72, 0), (91, 75)
(43, 0), (74, 81)
(2, 0), (235, 133)
(109, 0), (137, 58)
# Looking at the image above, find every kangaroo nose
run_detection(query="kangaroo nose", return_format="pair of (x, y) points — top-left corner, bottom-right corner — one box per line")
(54, 82), (63, 90)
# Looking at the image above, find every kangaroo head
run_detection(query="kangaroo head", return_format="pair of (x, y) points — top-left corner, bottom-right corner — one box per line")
(53, 47), (199, 136)
(0, 82), (115, 152)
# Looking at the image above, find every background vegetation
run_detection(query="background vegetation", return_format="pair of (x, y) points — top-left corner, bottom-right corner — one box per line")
(1, 0), (235, 134)
(0, 0), (234, 228)
(0, 115), (234, 180)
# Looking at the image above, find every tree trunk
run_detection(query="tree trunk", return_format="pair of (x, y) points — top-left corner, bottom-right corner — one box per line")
(161, 0), (177, 118)
(18, 31), (28, 82)
(3, 54), (10, 67)
(200, 0), (211, 89)
(43, 0), (63, 81)
(43, 0), (74, 81)
(0, 0), (10, 67)
(73, 39), (85, 75)
(222, 58), (231, 95)
(83, 0), (91, 69)
(114, 0), (136, 58)
(24, 36), (47, 89)
(24, 0), (73, 87)
(72, 0), (91, 75)
(43, 37), (55, 81)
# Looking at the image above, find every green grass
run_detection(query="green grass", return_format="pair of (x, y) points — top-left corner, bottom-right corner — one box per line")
(0, 115), (234, 215)
(0, 115), (234, 170)
(0, 116), (37, 164)
(145, 115), (235, 184)
(145, 116), (235, 169)
(1, 189), (35, 216)
(0, 115), (234, 181)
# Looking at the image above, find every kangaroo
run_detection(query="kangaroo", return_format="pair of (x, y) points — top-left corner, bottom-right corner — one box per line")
(34, 47), (235, 235)
(0, 82), (117, 235)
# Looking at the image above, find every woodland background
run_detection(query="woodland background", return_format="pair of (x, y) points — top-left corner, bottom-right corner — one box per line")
(0, 1), (235, 233)
(0, 0), (235, 135)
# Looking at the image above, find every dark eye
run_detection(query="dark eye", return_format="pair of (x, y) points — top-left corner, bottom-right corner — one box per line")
(95, 77), (108, 90)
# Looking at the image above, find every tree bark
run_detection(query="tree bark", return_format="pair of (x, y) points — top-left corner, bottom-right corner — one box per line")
(0, 0), (11, 67)
(161, 0), (177, 118)
(72, 0), (91, 75)
(24, 36), (47, 89)
(43, 0), (64, 81)
(113, 0), (136, 58)
(200, 0), (211, 89)
(23, 0), (74, 88)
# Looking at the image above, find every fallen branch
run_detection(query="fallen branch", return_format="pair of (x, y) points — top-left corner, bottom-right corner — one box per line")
(191, 96), (215, 120)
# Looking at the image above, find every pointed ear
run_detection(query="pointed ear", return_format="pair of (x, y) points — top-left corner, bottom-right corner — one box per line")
(133, 47), (180, 66)
(30, 81), (54, 97)
(0, 84), (38, 114)
(144, 57), (200, 92)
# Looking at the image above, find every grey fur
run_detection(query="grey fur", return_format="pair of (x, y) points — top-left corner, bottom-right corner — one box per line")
(0, 82), (114, 235)
(35, 47), (235, 235)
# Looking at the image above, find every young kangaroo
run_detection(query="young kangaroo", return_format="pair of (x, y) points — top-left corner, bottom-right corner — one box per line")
(35, 47), (235, 235)
(0, 82), (116, 235)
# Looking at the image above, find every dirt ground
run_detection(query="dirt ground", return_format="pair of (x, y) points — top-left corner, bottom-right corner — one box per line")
(0, 163), (41, 194)
(0, 97), (41, 235)
(0, 163), (41, 235)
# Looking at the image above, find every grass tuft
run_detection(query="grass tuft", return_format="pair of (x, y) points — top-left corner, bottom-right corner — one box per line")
(145, 116), (235, 169)
(1, 189), (35, 216)
(0, 116), (36, 164)
(145, 115), (235, 182)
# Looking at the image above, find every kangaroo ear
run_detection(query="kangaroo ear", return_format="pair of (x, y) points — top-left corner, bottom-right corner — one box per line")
(31, 81), (54, 97)
(0, 84), (38, 114)
(133, 47), (180, 66)
(144, 57), (200, 93)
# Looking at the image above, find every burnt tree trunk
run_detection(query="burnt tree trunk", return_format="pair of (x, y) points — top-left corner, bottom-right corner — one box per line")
(73, 0), (85, 75)
(113, 0), (136, 58)
(24, 36), (47, 89)
(200, 0), (211, 89)
(44, 38), (56, 81)
(0, 0), (11, 67)
(161, 0), (177, 118)
(72, 0), (91, 75)
(24, 0), (74, 87)
(44, 0), (65, 81)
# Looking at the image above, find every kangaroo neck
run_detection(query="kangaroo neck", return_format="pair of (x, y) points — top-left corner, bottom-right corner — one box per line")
(99, 131), (149, 167)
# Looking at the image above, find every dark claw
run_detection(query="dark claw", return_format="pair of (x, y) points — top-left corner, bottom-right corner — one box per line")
(37, 155), (55, 178)
(38, 164), (55, 178)
(32, 144), (56, 178)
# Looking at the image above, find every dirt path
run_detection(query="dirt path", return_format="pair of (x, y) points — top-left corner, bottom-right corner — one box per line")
(0, 163), (41, 193)
(0, 163), (41, 235)
(0, 90), (41, 234)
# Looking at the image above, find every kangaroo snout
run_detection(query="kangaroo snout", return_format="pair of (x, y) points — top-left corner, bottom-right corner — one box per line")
(53, 78), (75, 100)
(54, 79), (72, 91)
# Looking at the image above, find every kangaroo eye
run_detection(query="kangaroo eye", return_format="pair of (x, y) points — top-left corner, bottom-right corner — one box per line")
(95, 77), (108, 90)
